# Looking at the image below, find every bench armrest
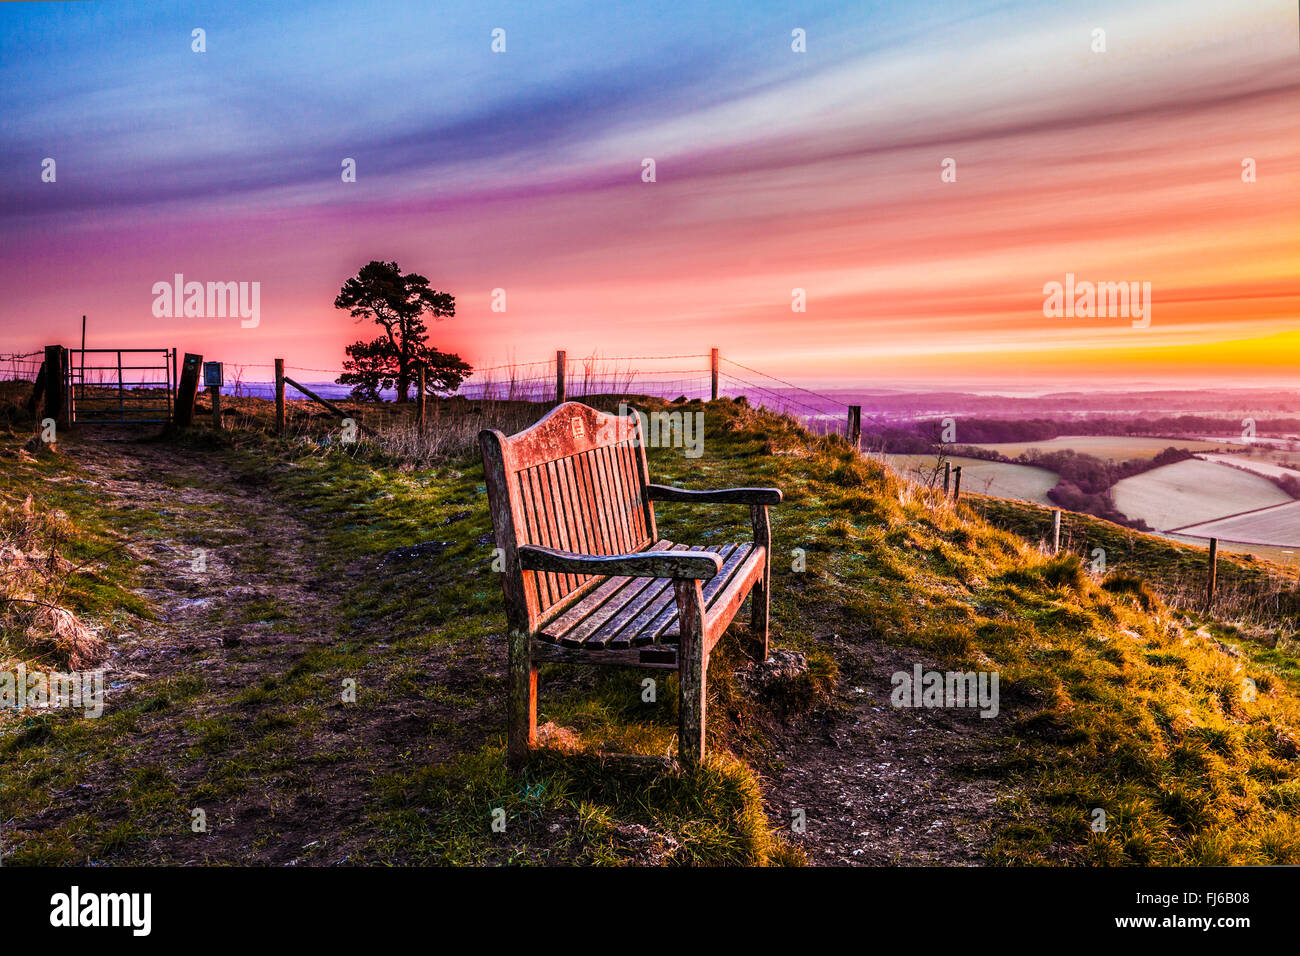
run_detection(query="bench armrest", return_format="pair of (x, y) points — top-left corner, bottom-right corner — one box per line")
(518, 544), (723, 580)
(646, 484), (782, 505)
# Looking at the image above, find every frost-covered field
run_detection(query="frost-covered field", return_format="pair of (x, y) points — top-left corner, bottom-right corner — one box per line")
(1111, 459), (1292, 531)
(1197, 453), (1300, 481)
(882, 454), (1058, 505)
(1174, 499), (1300, 548)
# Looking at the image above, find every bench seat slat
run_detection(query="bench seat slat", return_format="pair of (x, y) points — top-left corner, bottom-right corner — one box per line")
(641, 543), (754, 645)
(597, 544), (702, 650)
(535, 542), (762, 651)
(539, 541), (673, 644)
(539, 543), (692, 649)
(664, 544), (765, 640)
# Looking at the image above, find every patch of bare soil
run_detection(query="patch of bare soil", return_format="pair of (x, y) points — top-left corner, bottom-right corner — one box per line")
(757, 633), (1013, 866)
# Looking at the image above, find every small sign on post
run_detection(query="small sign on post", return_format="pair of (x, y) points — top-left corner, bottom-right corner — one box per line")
(203, 362), (224, 431)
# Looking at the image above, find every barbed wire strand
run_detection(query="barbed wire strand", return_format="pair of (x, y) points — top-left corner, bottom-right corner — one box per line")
(718, 370), (828, 418)
(721, 357), (849, 409)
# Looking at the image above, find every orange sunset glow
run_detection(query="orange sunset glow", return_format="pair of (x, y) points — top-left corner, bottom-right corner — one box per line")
(2, 1), (1297, 387)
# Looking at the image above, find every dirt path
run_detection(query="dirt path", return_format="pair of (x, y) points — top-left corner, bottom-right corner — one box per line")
(21, 430), (411, 863)
(757, 635), (1012, 866)
(72, 433), (332, 693)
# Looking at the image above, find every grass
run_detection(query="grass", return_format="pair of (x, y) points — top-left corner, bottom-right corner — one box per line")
(4, 396), (1300, 864)
(974, 495), (1300, 630)
(0, 453), (151, 671)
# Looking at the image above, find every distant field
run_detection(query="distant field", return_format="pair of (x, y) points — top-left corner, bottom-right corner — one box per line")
(882, 454), (1058, 505)
(1166, 534), (1300, 566)
(1173, 499), (1300, 548)
(1198, 453), (1300, 481)
(1111, 459), (1292, 531)
(969, 435), (1232, 462)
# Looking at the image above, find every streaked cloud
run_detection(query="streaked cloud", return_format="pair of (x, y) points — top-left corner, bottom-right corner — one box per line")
(1, 0), (1295, 387)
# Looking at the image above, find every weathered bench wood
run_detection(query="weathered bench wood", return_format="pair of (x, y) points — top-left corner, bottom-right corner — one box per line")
(480, 401), (781, 768)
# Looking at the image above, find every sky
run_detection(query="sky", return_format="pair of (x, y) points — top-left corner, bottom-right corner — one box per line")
(1, 0), (1297, 389)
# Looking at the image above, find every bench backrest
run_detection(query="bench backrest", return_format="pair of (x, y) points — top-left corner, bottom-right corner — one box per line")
(480, 402), (658, 632)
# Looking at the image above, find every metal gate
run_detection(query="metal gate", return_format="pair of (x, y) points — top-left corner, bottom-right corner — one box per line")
(68, 348), (176, 425)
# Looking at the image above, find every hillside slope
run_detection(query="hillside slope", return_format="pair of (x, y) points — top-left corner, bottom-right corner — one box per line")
(3, 400), (1299, 865)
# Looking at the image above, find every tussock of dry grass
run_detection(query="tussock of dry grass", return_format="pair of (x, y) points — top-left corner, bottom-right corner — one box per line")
(1, 494), (105, 669)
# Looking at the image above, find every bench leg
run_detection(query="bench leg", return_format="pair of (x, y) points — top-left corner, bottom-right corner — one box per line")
(507, 629), (537, 768)
(674, 579), (708, 769)
(751, 577), (769, 661)
(750, 504), (771, 660)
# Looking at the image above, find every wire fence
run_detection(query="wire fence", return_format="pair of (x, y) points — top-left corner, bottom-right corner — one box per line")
(208, 351), (855, 432)
(5, 346), (861, 437)
(0, 351), (44, 382)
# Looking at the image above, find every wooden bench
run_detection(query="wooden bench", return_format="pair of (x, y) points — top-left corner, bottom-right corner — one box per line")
(480, 401), (782, 768)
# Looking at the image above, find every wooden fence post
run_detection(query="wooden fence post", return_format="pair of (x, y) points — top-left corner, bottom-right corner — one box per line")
(43, 345), (67, 428)
(59, 347), (71, 428)
(1205, 537), (1218, 611)
(710, 348), (719, 402)
(274, 359), (285, 435)
(175, 353), (202, 427)
(1052, 509), (1061, 554)
(943, 460), (951, 496)
(952, 465), (963, 503)
(417, 365), (426, 429)
(847, 405), (861, 450)
(209, 384), (223, 430)
(556, 350), (566, 405)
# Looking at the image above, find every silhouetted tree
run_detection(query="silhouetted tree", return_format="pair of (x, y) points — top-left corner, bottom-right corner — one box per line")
(334, 260), (469, 402)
